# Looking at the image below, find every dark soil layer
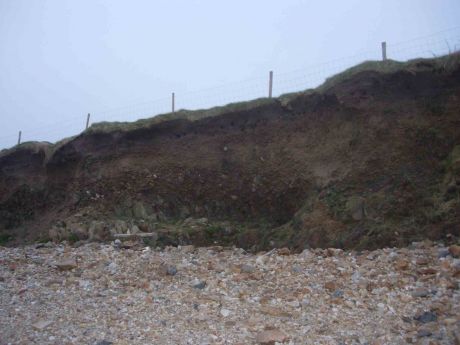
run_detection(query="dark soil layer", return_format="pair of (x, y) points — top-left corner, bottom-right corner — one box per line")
(1, 55), (460, 249)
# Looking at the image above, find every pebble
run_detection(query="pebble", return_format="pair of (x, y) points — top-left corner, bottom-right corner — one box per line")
(255, 255), (269, 266)
(113, 239), (122, 249)
(1, 240), (459, 344)
(31, 320), (53, 331)
(417, 329), (432, 338)
(449, 245), (460, 257)
(240, 264), (255, 273)
(332, 289), (344, 298)
(106, 262), (118, 275)
(220, 308), (231, 317)
(414, 311), (437, 323)
(395, 259), (409, 270)
(96, 341), (113, 345)
(416, 258), (429, 265)
(437, 247), (450, 258)
(160, 264), (177, 276)
(256, 329), (289, 344)
(351, 270), (361, 283)
(324, 281), (336, 291)
(192, 279), (206, 289)
(411, 289), (431, 298)
(291, 265), (303, 273)
(277, 248), (291, 256)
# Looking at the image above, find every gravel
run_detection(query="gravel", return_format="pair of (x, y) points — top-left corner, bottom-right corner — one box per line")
(0, 241), (459, 344)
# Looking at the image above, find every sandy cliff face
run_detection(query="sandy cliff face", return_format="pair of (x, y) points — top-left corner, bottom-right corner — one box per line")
(1, 56), (460, 249)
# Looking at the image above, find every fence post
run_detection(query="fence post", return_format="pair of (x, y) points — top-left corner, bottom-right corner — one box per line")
(381, 41), (387, 61)
(172, 92), (175, 113)
(17, 131), (21, 145)
(85, 113), (90, 130)
(268, 71), (273, 98)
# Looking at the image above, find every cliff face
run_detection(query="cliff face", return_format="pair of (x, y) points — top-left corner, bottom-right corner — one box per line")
(1, 55), (460, 249)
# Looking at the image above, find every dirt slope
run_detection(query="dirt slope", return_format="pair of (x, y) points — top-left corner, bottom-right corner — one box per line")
(1, 55), (460, 249)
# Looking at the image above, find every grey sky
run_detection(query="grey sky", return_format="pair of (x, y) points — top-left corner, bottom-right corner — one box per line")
(1, 0), (459, 149)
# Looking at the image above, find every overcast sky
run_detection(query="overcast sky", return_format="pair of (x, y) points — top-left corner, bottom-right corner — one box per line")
(1, 0), (459, 149)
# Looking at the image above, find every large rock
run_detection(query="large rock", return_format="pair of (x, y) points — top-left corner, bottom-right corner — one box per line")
(67, 222), (89, 240)
(55, 257), (77, 271)
(132, 201), (148, 219)
(113, 220), (129, 234)
(88, 221), (111, 241)
(138, 221), (154, 233)
(48, 221), (88, 242)
(130, 225), (140, 235)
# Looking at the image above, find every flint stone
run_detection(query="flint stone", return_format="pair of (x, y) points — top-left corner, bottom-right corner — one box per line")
(256, 329), (289, 344)
(55, 258), (77, 271)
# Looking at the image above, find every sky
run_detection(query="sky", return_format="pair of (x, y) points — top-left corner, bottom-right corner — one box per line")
(0, 0), (460, 149)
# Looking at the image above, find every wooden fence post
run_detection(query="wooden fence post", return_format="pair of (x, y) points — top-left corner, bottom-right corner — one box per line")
(17, 131), (21, 145)
(268, 71), (273, 98)
(172, 92), (175, 113)
(85, 113), (90, 130)
(381, 41), (387, 61)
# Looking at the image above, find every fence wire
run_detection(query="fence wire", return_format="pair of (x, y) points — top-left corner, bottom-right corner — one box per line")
(1, 27), (460, 150)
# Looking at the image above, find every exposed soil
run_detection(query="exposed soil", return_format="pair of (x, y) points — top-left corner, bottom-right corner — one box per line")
(1, 56), (460, 249)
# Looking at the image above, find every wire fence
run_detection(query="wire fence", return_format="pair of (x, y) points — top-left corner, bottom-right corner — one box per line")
(1, 27), (460, 150)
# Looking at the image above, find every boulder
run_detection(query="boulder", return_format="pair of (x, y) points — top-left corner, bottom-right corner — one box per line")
(88, 221), (111, 241)
(138, 221), (154, 233)
(113, 220), (128, 234)
(67, 222), (88, 241)
(132, 201), (148, 219)
(48, 225), (69, 242)
(130, 225), (140, 235)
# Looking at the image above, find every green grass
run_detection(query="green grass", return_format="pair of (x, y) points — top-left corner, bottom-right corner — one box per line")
(204, 224), (224, 239)
(67, 233), (80, 244)
(37, 236), (51, 244)
(323, 188), (346, 217)
(0, 234), (13, 245)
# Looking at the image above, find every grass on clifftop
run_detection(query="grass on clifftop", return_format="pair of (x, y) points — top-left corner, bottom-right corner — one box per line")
(0, 136), (77, 159)
(86, 97), (277, 134)
(2, 53), (459, 157)
(88, 52), (460, 134)
(318, 52), (460, 92)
